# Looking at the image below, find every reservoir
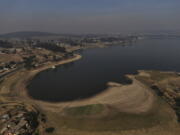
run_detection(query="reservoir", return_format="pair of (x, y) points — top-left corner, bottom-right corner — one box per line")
(28, 38), (180, 102)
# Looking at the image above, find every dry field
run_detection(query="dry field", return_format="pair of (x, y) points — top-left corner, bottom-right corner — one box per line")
(0, 54), (23, 64)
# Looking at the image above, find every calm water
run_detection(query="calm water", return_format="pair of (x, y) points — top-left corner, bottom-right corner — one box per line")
(28, 38), (180, 102)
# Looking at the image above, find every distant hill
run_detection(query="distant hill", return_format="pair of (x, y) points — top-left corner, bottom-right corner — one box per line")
(0, 31), (59, 38)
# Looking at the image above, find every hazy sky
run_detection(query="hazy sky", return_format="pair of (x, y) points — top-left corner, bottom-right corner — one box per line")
(0, 0), (180, 34)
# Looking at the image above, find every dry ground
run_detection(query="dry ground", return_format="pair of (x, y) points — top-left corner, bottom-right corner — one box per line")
(0, 54), (23, 64)
(0, 60), (180, 135)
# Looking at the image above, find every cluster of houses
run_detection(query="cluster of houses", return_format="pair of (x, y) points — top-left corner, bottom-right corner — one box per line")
(0, 104), (39, 135)
(0, 35), (112, 73)
(0, 45), (75, 74)
(0, 35), (139, 49)
(0, 62), (19, 74)
(0, 48), (23, 54)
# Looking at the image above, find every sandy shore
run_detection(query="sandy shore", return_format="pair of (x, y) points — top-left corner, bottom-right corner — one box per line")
(0, 53), (156, 114)
(6, 73), (155, 116)
(1, 56), (180, 135)
(34, 75), (155, 114)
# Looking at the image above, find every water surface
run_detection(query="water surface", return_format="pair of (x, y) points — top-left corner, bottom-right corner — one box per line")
(28, 38), (180, 102)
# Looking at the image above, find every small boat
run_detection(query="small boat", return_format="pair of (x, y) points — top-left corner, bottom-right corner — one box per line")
(51, 66), (56, 69)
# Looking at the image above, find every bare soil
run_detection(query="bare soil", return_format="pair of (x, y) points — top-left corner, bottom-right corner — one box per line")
(0, 59), (180, 135)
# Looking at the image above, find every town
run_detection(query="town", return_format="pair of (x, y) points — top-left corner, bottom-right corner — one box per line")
(0, 33), (138, 77)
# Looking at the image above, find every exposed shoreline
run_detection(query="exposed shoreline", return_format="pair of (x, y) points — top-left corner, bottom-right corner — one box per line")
(1, 55), (180, 135)
(0, 54), (82, 102)
(0, 53), (154, 114)
(0, 53), (178, 115)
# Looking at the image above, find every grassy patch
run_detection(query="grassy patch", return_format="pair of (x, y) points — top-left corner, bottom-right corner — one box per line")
(57, 99), (174, 131)
(64, 104), (105, 116)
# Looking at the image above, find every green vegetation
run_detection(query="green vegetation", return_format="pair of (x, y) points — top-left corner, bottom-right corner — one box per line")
(64, 104), (105, 116)
(45, 127), (55, 133)
(174, 97), (180, 122)
(23, 55), (36, 69)
(57, 99), (173, 131)
(34, 129), (40, 135)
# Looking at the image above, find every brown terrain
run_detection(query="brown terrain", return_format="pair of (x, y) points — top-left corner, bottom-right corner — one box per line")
(1, 54), (180, 135)
(0, 54), (23, 63)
